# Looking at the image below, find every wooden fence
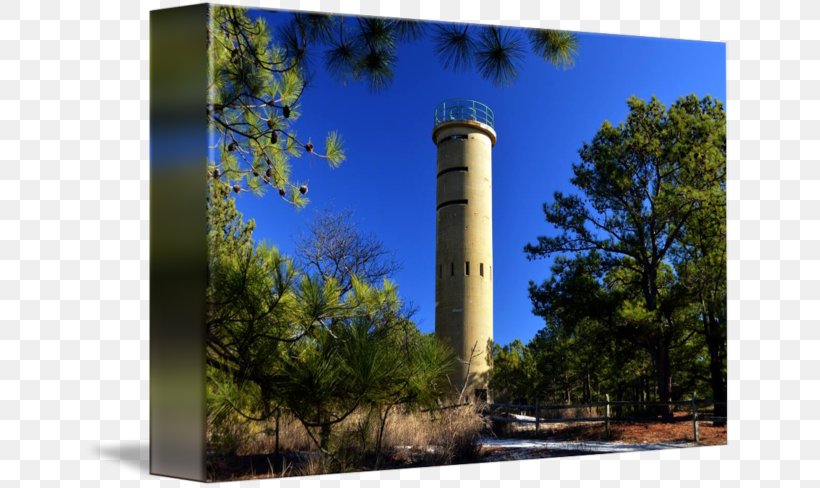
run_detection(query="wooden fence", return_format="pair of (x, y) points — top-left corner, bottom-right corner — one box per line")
(488, 396), (727, 445)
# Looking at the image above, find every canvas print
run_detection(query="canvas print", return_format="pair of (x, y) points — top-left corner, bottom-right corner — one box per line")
(150, 3), (726, 481)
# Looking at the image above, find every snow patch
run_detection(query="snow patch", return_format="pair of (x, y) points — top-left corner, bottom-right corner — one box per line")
(481, 437), (691, 453)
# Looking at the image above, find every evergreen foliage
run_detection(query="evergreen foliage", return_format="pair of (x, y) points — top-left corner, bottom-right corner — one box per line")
(205, 180), (456, 463)
(208, 6), (346, 206)
(207, 6), (579, 207)
(279, 13), (579, 90)
(493, 96), (726, 417)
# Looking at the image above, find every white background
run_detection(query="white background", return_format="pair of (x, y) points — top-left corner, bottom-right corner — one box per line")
(0, 0), (815, 486)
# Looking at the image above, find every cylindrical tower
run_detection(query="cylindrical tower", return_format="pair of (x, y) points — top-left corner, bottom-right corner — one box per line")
(432, 99), (495, 403)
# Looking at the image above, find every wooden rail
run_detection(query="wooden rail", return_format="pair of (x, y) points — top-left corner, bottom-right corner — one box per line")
(488, 397), (727, 445)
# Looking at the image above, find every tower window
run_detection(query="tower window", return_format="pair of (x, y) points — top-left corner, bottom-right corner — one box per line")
(438, 264), (442, 279)
(437, 166), (469, 178)
(480, 263), (484, 277)
(465, 261), (470, 276)
(450, 262), (454, 276)
(436, 199), (468, 211)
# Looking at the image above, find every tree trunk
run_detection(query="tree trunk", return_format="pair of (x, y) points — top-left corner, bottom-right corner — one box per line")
(642, 266), (658, 312)
(706, 316), (727, 425)
(318, 400), (331, 451)
(656, 347), (673, 419)
(274, 408), (280, 461)
(565, 374), (572, 404)
(320, 424), (331, 451)
(374, 405), (392, 469)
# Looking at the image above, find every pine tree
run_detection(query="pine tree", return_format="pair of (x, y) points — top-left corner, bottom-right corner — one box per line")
(206, 7), (579, 206)
(525, 95), (726, 417)
(207, 6), (345, 206)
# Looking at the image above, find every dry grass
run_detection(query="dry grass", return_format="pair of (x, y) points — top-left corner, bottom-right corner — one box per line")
(238, 413), (313, 455)
(379, 409), (432, 448)
(207, 403), (490, 480)
(207, 411), (314, 456)
(424, 404), (490, 464)
(326, 404), (489, 466)
(293, 452), (335, 477)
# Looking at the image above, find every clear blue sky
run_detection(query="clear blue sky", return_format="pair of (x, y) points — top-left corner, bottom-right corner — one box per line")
(233, 10), (726, 346)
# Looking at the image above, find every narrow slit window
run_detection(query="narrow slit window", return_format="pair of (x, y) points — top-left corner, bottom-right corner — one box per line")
(438, 264), (442, 279)
(436, 166), (469, 178)
(480, 263), (484, 277)
(436, 199), (468, 211)
(465, 261), (470, 276)
(450, 262), (454, 276)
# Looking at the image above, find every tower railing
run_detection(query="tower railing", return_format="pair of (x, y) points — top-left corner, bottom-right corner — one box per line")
(433, 99), (494, 129)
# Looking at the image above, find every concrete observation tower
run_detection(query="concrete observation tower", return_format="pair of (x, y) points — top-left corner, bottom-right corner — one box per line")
(432, 99), (496, 403)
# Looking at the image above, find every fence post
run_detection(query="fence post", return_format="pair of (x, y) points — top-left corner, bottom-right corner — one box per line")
(691, 395), (699, 445)
(605, 394), (611, 437)
(275, 406), (280, 458)
(535, 398), (540, 436)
